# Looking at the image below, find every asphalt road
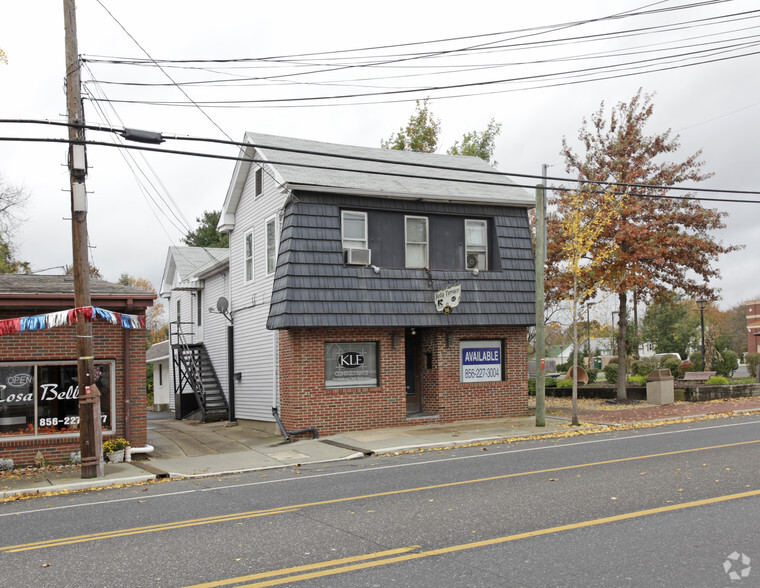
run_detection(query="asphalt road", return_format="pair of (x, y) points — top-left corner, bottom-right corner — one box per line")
(2, 416), (760, 587)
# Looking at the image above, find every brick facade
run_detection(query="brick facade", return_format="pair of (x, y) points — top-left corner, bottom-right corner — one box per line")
(279, 326), (528, 437)
(0, 311), (148, 467)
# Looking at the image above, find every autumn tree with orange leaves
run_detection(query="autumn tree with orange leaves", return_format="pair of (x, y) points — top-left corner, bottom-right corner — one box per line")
(118, 273), (167, 345)
(547, 89), (741, 401)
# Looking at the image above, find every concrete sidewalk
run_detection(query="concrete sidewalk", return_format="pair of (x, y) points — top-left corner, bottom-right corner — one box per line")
(1, 413), (571, 499)
(4, 397), (760, 500)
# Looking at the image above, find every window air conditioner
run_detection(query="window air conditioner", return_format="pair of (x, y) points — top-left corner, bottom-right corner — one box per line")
(344, 248), (371, 266)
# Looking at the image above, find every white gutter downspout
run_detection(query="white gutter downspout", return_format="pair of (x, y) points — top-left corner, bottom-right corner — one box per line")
(125, 445), (154, 462)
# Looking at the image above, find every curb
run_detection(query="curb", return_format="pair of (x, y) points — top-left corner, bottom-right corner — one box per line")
(4, 409), (759, 500)
(0, 474), (155, 501)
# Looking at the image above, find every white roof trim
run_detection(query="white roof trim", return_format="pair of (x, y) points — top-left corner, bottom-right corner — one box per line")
(285, 183), (536, 208)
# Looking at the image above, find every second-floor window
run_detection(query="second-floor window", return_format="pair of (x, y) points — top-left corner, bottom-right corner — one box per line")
(405, 216), (428, 268)
(266, 216), (278, 275)
(244, 230), (254, 283)
(465, 219), (488, 270)
(341, 210), (367, 249)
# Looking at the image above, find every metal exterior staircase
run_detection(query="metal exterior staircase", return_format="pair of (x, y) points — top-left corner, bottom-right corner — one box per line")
(170, 322), (229, 422)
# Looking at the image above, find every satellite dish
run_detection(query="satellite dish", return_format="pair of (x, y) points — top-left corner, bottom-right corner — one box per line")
(216, 297), (229, 313)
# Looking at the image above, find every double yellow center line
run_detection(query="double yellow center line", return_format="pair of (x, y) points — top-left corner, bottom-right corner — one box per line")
(189, 488), (760, 587)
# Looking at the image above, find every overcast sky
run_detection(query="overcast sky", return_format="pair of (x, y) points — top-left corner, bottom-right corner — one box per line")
(1, 0), (758, 323)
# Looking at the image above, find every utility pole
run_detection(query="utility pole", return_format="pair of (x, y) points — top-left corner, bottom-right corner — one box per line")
(534, 179), (546, 427)
(64, 0), (103, 478)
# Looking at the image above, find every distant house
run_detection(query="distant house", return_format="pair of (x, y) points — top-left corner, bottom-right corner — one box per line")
(146, 340), (170, 411)
(747, 299), (760, 354)
(0, 275), (154, 466)
(162, 133), (536, 436)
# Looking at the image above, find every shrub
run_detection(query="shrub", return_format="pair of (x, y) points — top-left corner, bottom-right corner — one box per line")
(689, 351), (704, 371)
(677, 360), (695, 379)
(528, 378), (536, 395)
(657, 353), (681, 366)
(628, 375), (647, 386)
(745, 353), (760, 378)
(714, 350), (739, 378)
(705, 376), (729, 385)
(663, 358), (680, 378)
(556, 362), (570, 374)
(586, 367), (599, 384)
(556, 378), (574, 388)
(545, 377), (558, 388)
(604, 363), (618, 384)
(632, 357), (658, 377)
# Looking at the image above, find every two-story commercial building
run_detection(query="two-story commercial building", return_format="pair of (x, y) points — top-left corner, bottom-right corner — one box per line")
(162, 133), (536, 437)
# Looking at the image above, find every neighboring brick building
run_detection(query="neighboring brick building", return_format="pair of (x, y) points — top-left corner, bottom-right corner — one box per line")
(0, 275), (154, 466)
(163, 133), (536, 437)
(748, 299), (760, 355)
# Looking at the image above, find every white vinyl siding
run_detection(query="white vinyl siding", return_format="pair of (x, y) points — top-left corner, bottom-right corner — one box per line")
(228, 161), (288, 422)
(200, 272), (229, 401)
(405, 216), (428, 268)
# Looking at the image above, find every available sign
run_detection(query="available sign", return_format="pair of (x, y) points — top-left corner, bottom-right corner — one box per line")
(460, 340), (502, 383)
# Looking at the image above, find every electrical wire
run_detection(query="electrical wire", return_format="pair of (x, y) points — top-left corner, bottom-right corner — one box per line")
(1, 131), (758, 204)
(82, 10), (760, 89)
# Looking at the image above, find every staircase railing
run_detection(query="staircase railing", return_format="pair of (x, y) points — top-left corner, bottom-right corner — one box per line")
(170, 321), (208, 420)
(170, 321), (229, 421)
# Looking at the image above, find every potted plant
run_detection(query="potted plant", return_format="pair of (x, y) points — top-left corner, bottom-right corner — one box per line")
(103, 438), (129, 463)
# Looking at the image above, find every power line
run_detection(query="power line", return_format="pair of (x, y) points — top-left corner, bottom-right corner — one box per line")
(82, 0), (735, 66)
(1, 130), (758, 203)
(84, 42), (760, 108)
(82, 9), (760, 89)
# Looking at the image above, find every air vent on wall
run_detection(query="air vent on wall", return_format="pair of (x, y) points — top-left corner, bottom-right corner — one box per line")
(344, 248), (371, 266)
(466, 254), (479, 269)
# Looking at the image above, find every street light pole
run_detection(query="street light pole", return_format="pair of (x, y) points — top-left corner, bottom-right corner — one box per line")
(586, 302), (595, 361)
(697, 298), (708, 370)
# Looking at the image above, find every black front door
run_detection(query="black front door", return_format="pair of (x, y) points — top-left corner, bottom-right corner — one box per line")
(405, 329), (420, 413)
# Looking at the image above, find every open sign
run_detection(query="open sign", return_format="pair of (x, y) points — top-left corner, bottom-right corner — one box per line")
(6, 373), (32, 387)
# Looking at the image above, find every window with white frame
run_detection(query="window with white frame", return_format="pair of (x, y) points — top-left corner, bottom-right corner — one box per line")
(341, 210), (367, 250)
(465, 219), (488, 270)
(266, 215), (278, 275)
(244, 230), (254, 283)
(405, 216), (428, 268)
